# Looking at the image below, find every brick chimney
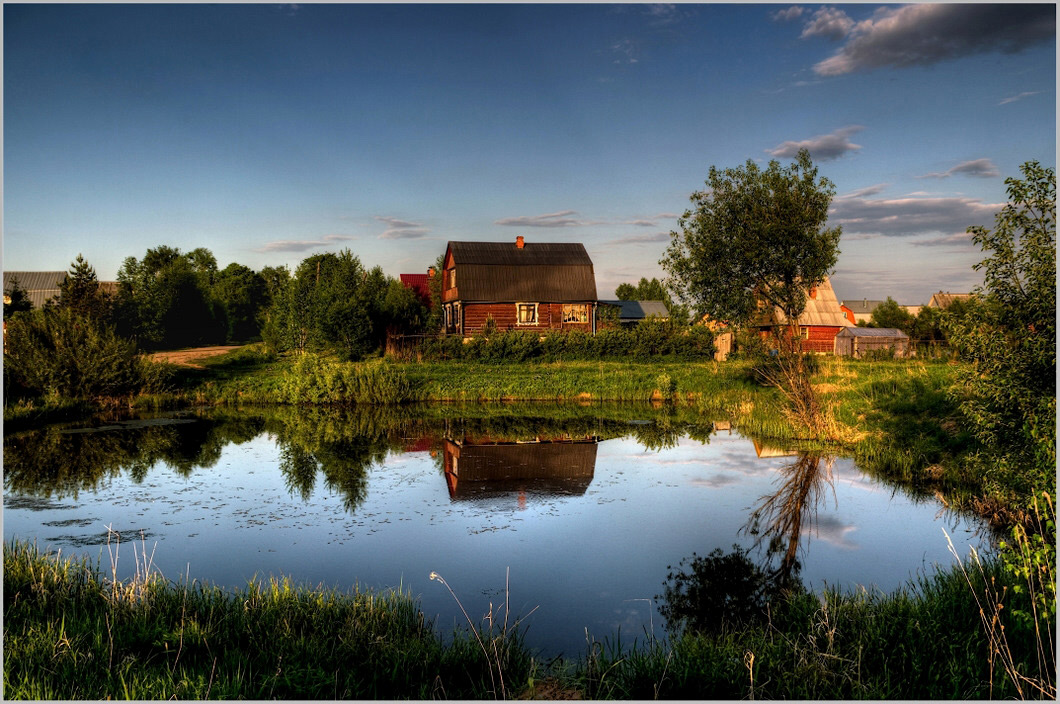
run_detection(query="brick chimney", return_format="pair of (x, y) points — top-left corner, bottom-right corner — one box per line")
(516, 235), (525, 249)
(428, 266), (436, 278)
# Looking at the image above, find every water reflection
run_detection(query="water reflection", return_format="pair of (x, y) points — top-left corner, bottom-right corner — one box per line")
(744, 452), (836, 580)
(442, 436), (598, 501)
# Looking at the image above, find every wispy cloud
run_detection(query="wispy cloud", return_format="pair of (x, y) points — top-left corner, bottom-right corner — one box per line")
(772, 6), (804, 22)
(767, 125), (863, 161)
(999, 90), (1042, 106)
(256, 234), (354, 253)
(644, 4), (682, 27)
(840, 183), (889, 199)
(376, 215), (429, 240)
(495, 210), (591, 228)
(918, 158), (1000, 180)
(814, 4), (1055, 76)
(613, 232), (671, 245)
(800, 5), (854, 40)
(611, 38), (639, 64)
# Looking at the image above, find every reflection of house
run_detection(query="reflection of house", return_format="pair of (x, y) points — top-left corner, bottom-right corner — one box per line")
(598, 300), (668, 326)
(441, 238), (598, 337)
(752, 439), (799, 459)
(442, 437), (597, 500)
(834, 327), (910, 358)
(755, 276), (851, 354)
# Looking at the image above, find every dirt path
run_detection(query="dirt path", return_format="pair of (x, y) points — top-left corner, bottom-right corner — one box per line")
(148, 345), (245, 368)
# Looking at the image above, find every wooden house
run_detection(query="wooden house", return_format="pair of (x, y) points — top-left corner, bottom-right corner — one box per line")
(754, 276), (851, 354)
(399, 270), (434, 308)
(441, 237), (598, 336)
(834, 327), (910, 358)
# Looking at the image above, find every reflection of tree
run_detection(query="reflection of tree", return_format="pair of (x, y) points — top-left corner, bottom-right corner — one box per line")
(3, 414), (264, 498)
(743, 453), (835, 580)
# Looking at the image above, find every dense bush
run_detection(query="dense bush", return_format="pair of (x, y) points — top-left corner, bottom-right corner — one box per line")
(279, 355), (413, 405)
(417, 323), (713, 362)
(3, 308), (173, 399)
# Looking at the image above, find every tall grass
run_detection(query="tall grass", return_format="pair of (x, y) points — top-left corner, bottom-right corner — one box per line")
(3, 540), (529, 700)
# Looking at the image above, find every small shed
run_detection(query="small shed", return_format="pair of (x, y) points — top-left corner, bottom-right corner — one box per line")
(834, 327), (910, 358)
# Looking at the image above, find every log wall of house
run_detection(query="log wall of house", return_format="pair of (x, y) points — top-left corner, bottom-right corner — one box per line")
(461, 302), (593, 335)
(803, 326), (844, 353)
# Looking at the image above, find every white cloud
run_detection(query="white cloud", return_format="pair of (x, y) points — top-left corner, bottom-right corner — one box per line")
(999, 90), (1042, 106)
(772, 6), (804, 23)
(918, 158), (1001, 180)
(611, 38), (639, 64)
(830, 193), (1003, 240)
(839, 183), (889, 199)
(495, 210), (588, 228)
(766, 125), (864, 161)
(814, 4), (1055, 76)
(256, 234), (354, 253)
(376, 215), (429, 240)
(800, 6), (854, 40)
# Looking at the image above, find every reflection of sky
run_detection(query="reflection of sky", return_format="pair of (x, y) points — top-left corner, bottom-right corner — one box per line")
(3, 425), (993, 658)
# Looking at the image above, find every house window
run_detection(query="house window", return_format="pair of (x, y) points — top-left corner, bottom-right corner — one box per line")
(563, 303), (589, 323)
(516, 303), (538, 325)
(800, 326), (810, 340)
(448, 268), (456, 289)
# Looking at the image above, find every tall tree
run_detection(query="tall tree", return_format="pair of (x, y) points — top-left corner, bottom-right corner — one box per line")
(868, 297), (915, 332)
(57, 254), (110, 320)
(945, 161), (1055, 501)
(662, 148), (841, 433)
(213, 263), (268, 342)
(614, 277), (671, 303)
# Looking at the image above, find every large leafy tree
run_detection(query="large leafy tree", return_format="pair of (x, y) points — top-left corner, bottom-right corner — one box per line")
(266, 249), (424, 360)
(116, 246), (228, 349)
(614, 277), (670, 303)
(213, 263), (268, 342)
(946, 161), (1055, 501)
(867, 297), (915, 332)
(662, 148), (841, 434)
(662, 148), (841, 328)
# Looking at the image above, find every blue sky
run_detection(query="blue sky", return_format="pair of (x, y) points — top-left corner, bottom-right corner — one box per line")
(3, 3), (1055, 303)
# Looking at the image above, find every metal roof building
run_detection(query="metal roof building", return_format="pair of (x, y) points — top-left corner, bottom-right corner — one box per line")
(3, 271), (67, 309)
(598, 300), (669, 324)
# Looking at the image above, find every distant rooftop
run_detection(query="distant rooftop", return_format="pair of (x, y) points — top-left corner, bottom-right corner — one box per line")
(599, 300), (669, 321)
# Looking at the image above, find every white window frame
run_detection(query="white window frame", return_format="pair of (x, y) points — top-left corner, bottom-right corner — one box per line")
(562, 303), (589, 323)
(516, 302), (539, 325)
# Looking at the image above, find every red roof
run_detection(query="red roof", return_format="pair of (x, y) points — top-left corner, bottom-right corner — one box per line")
(399, 274), (432, 307)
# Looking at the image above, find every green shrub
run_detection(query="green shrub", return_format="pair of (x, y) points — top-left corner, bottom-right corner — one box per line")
(280, 355), (413, 405)
(3, 308), (172, 399)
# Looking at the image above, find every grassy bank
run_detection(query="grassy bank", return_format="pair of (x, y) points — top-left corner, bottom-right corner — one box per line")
(4, 539), (1052, 700)
(5, 345), (1043, 524)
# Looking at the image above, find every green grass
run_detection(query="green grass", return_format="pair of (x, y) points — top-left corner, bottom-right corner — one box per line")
(6, 539), (1052, 700)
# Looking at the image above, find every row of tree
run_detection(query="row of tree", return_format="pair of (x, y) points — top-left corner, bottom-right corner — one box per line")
(5, 246), (435, 359)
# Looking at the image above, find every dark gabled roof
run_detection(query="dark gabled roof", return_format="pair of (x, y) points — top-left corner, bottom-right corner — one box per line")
(599, 300), (669, 320)
(4, 271), (67, 308)
(836, 327), (909, 338)
(446, 241), (596, 302)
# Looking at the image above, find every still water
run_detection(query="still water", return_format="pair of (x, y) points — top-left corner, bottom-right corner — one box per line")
(3, 405), (992, 656)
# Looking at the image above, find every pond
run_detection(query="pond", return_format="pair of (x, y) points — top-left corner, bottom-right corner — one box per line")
(3, 404), (993, 657)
